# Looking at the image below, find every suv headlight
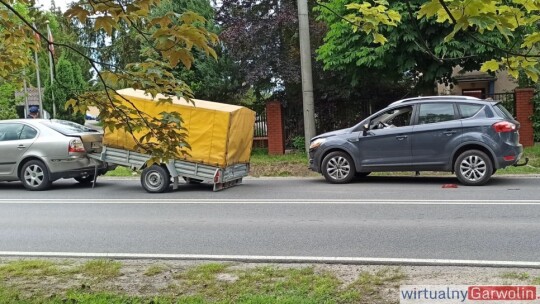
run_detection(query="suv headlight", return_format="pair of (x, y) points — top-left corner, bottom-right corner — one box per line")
(309, 138), (326, 150)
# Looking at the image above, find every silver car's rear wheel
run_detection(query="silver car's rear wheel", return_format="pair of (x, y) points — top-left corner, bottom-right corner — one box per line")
(141, 165), (170, 193)
(454, 150), (493, 186)
(321, 151), (356, 184)
(20, 160), (52, 191)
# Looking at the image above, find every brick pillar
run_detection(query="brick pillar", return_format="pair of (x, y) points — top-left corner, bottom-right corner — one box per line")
(515, 88), (535, 147)
(266, 100), (285, 155)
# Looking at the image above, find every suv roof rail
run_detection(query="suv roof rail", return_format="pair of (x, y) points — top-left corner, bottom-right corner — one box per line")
(390, 95), (481, 106)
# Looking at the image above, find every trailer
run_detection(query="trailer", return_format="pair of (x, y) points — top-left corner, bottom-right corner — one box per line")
(88, 88), (255, 193)
(88, 146), (249, 192)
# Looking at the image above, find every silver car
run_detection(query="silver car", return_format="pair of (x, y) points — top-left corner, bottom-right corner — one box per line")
(0, 119), (109, 190)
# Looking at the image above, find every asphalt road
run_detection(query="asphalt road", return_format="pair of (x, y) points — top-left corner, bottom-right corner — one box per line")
(1, 176), (539, 263)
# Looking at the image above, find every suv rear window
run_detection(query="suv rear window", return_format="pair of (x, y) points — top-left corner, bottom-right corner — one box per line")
(40, 120), (99, 135)
(458, 104), (484, 119)
(493, 103), (514, 120)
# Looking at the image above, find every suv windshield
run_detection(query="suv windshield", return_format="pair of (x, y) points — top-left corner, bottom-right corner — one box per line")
(40, 120), (100, 135)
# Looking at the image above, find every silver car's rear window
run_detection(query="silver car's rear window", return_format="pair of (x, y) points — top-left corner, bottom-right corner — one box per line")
(40, 120), (99, 135)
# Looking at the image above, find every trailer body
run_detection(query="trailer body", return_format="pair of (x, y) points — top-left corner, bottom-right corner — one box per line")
(104, 88), (255, 168)
(89, 89), (255, 193)
(89, 147), (249, 192)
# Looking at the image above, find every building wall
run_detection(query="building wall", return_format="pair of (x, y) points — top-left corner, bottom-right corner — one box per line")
(437, 68), (517, 95)
(493, 70), (518, 93)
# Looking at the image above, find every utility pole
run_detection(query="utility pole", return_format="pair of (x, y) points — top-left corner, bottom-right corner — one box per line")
(297, 0), (316, 152)
(46, 20), (56, 118)
(32, 22), (44, 119)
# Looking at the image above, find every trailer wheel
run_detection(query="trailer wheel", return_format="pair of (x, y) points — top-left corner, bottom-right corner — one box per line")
(141, 165), (170, 193)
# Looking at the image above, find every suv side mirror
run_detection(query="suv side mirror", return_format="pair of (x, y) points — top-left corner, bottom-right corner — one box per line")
(362, 123), (369, 136)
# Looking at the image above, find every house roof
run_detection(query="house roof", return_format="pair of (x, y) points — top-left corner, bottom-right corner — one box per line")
(454, 73), (497, 83)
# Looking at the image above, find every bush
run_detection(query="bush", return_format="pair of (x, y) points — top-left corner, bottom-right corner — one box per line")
(292, 136), (305, 152)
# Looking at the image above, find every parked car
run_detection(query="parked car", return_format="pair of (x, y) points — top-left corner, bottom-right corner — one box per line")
(0, 119), (110, 190)
(309, 96), (524, 186)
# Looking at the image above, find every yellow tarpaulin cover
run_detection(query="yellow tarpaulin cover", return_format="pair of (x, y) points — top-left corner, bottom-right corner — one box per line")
(104, 88), (256, 168)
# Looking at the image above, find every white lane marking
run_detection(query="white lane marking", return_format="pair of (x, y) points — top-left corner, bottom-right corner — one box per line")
(0, 199), (540, 204)
(1, 251), (539, 268)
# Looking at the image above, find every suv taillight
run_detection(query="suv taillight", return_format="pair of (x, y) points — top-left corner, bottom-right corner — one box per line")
(492, 121), (516, 133)
(68, 138), (86, 153)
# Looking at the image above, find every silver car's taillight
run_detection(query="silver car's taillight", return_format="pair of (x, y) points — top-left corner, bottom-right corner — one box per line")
(68, 138), (86, 153)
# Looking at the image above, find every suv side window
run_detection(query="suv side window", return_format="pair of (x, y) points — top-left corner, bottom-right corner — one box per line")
(417, 103), (456, 124)
(459, 104), (484, 119)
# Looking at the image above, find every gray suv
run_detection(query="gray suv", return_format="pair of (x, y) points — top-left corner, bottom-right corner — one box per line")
(308, 96), (524, 186)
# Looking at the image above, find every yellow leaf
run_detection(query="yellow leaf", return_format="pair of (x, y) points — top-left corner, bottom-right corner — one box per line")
(418, 0), (441, 19)
(372, 33), (387, 44)
(180, 11), (206, 24)
(480, 60), (500, 72)
(64, 5), (90, 23)
(521, 33), (540, 48)
(508, 68), (519, 79)
(94, 16), (115, 35)
(151, 15), (172, 28)
(524, 69), (539, 83)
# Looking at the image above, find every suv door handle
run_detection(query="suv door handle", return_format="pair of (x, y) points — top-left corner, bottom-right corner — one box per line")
(396, 135), (408, 140)
(17, 144), (26, 150)
(443, 130), (457, 136)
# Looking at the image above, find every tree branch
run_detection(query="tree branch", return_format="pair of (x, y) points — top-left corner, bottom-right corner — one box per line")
(437, 0), (540, 58)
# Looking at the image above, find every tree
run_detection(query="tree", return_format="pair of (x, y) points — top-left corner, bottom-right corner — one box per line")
(316, 0), (511, 92)
(0, 0), (218, 162)
(331, 0), (540, 85)
(217, 0), (302, 98)
(0, 83), (19, 120)
(43, 54), (86, 123)
(150, 0), (248, 104)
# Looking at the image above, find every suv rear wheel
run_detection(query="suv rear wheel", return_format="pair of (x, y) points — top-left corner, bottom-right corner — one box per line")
(321, 151), (356, 184)
(454, 150), (493, 186)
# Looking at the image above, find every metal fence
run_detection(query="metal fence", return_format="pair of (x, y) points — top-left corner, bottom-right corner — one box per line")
(283, 89), (405, 147)
(282, 98), (392, 148)
(254, 110), (268, 138)
(252, 109), (268, 149)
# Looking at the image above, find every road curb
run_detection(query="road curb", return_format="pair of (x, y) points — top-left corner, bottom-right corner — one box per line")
(1, 252), (540, 269)
(97, 174), (540, 181)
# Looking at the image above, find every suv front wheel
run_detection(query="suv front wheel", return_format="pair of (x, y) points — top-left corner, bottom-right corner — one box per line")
(454, 150), (493, 186)
(321, 151), (356, 184)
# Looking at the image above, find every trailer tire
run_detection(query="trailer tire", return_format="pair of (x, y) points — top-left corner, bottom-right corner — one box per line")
(141, 165), (170, 193)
